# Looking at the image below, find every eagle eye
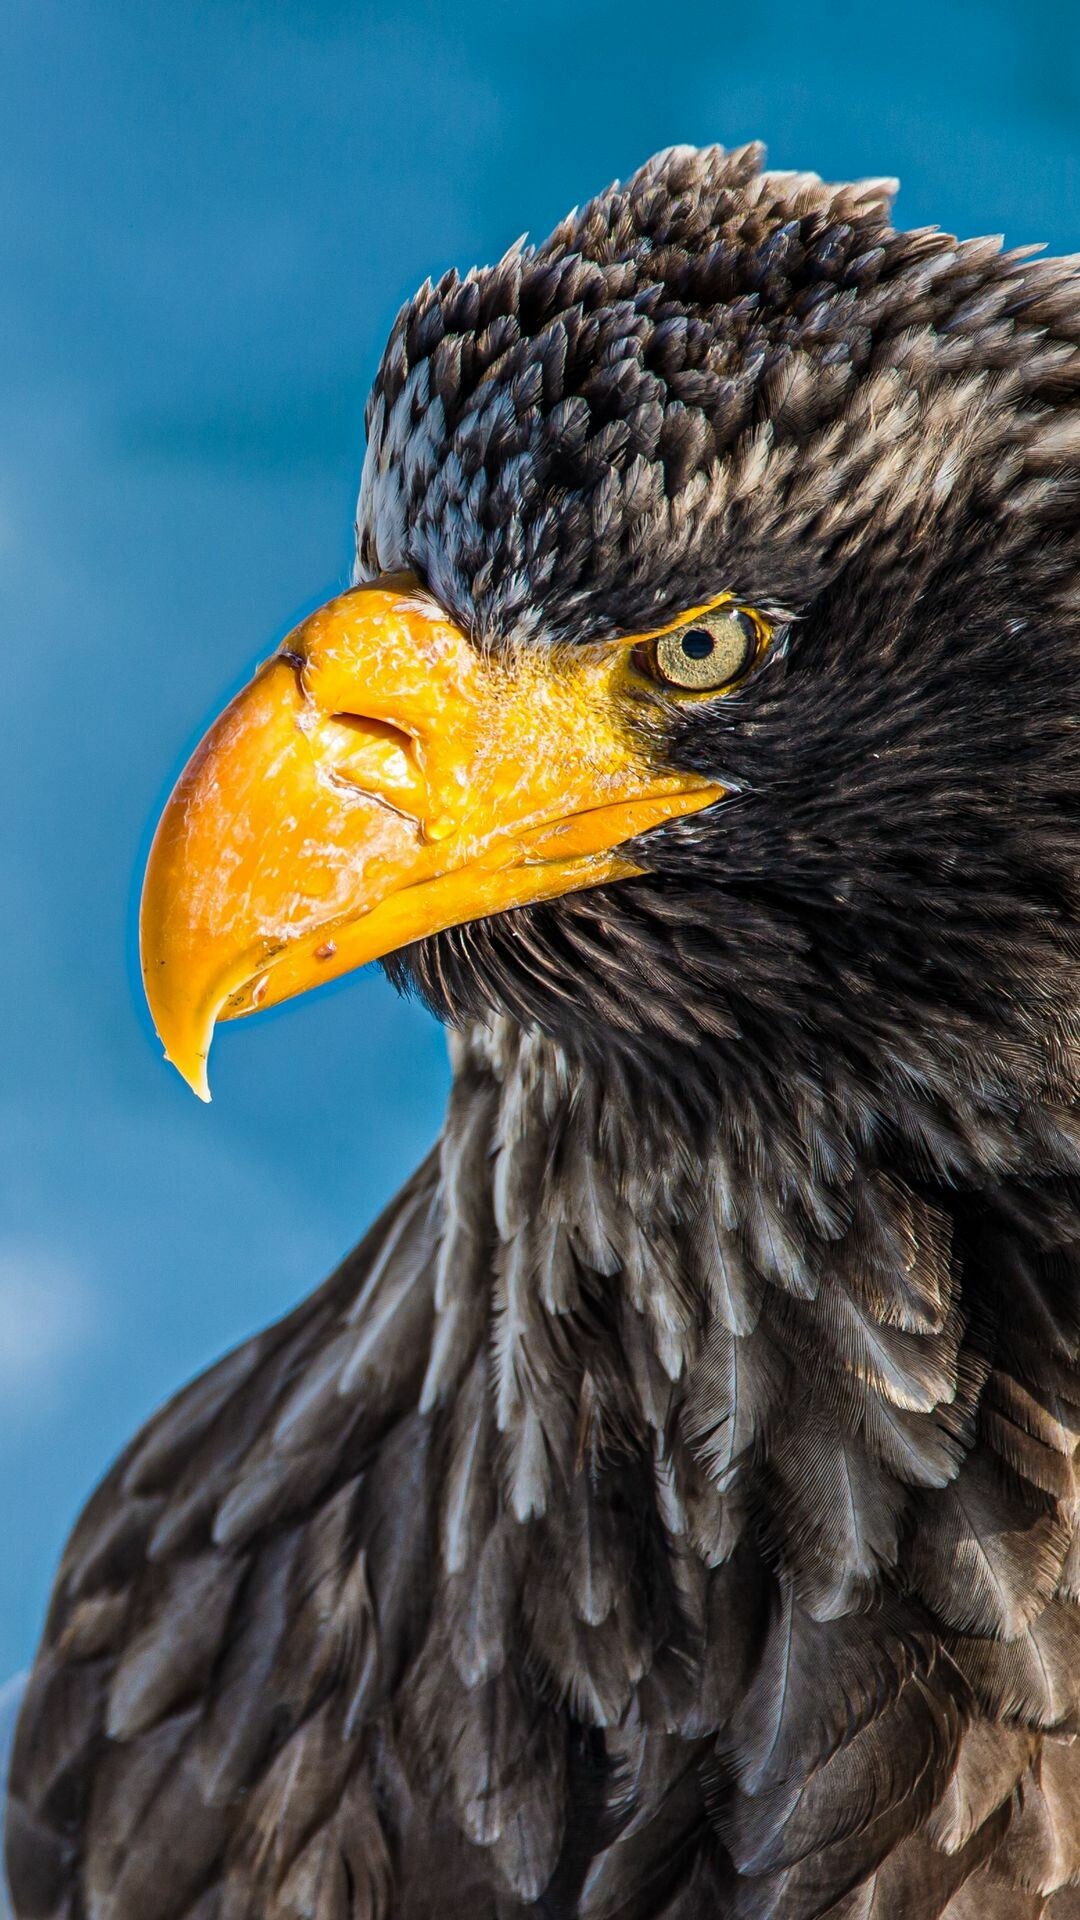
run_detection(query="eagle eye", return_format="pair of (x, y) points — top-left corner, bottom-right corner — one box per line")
(644, 606), (764, 693)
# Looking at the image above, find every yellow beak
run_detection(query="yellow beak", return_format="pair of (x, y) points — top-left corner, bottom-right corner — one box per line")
(140, 579), (722, 1098)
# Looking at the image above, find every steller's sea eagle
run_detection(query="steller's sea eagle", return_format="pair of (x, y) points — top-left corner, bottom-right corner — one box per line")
(8, 142), (1080, 1919)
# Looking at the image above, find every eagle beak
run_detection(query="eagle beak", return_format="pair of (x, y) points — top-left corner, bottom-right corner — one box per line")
(140, 579), (722, 1098)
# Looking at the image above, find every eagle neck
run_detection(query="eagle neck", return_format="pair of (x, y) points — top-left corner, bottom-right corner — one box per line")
(426, 1014), (983, 1590)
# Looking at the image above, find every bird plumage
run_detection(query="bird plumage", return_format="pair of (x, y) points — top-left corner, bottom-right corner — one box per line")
(10, 141), (1080, 1917)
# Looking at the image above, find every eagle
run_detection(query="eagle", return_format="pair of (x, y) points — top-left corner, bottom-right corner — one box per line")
(7, 140), (1080, 1920)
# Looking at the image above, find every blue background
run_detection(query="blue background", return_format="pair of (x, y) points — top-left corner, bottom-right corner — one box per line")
(2, 0), (1077, 1678)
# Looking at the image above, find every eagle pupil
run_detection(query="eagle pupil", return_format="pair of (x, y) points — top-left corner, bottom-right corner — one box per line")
(681, 629), (715, 659)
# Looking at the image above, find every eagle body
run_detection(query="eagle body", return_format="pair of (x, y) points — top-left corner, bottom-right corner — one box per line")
(10, 144), (1080, 1917)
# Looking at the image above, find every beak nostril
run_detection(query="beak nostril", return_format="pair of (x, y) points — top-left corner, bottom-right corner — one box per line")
(321, 711), (428, 811)
(330, 713), (417, 756)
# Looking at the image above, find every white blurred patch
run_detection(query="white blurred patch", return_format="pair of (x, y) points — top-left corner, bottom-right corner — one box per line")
(0, 1247), (94, 1406)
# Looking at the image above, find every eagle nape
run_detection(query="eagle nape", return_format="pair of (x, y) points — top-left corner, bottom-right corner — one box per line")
(9, 140), (1080, 1920)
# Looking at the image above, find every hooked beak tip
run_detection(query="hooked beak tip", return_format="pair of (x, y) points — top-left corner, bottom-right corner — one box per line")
(163, 1043), (212, 1103)
(148, 981), (217, 1101)
(189, 1064), (212, 1104)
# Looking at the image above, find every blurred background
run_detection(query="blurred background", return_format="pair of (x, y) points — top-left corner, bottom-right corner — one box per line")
(1, 0), (1077, 1680)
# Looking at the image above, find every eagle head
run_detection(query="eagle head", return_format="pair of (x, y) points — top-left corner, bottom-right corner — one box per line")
(141, 142), (1080, 1181)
